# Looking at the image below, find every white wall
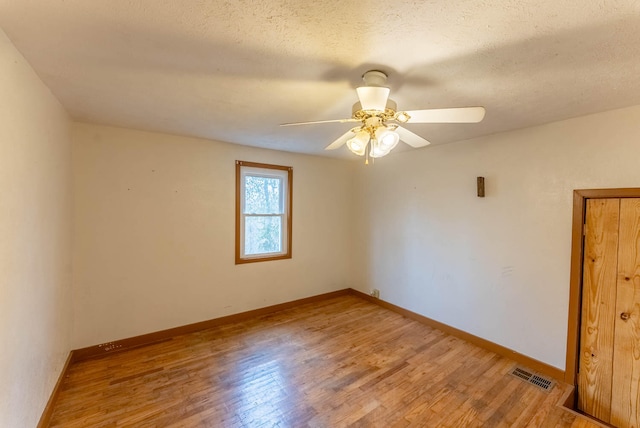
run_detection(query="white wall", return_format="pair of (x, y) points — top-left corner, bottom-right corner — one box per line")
(0, 29), (72, 427)
(353, 105), (640, 369)
(71, 124), (355, 348)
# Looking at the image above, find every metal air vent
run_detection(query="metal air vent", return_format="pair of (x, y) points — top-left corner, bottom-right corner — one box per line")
(509, 366), (555, 392)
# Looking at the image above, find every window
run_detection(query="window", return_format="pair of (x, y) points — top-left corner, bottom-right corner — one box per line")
(235, 161), (292, 264)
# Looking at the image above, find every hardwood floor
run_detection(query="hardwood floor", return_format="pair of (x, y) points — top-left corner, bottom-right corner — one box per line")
(48, 295), (600, 427)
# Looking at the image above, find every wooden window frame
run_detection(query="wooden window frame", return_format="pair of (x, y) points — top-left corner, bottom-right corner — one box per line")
(235, 161), (293, 264)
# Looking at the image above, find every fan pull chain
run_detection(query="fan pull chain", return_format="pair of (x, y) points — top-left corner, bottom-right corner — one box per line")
(364, 139), (373, 165)
(365, 141), (370, 165)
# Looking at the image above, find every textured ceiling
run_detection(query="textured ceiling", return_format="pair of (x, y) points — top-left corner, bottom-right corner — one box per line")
(1, 0), (640, 158)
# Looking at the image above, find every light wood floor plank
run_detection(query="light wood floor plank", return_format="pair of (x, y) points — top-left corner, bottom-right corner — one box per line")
(48, 295), (600, 427)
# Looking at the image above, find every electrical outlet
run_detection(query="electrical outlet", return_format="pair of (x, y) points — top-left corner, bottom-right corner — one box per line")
(370, 289), (380, 298)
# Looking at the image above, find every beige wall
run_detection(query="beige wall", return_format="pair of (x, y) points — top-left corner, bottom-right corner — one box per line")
(0, 29), (72, 427)
(71, 105), (640, 371)
(353, 105), (640, 369)
(71, 123), (355, 347)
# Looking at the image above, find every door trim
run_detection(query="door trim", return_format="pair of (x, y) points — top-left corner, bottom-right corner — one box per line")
(566, 188), (640, 386)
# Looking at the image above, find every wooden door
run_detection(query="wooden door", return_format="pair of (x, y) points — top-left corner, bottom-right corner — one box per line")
(579, 198), (640, 427)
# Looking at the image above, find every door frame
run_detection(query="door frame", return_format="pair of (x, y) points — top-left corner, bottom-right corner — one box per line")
(566, 188), (640, 386)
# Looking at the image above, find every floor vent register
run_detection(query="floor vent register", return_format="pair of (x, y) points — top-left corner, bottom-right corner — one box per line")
(509, 366), (555, 392)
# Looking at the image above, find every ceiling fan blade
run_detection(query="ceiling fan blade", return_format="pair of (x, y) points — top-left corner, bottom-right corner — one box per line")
(356, 86), (390, 111)
(401, 107), (485, 123)
(325, 129), (356, 150)
(281, 118), (359, 126)
(395, 126), (431, 148)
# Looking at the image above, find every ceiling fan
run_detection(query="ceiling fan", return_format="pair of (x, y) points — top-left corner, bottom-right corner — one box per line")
(281, 70), (485, 162)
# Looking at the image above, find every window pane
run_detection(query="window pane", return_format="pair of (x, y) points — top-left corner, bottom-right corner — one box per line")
(244, 175), (281, 214)
(244, 216), (282, 255)
(236, 162), (292, 264)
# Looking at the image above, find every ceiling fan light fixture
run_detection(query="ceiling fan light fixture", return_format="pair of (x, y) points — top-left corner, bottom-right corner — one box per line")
(371, 126), (399, 158)
(375, 126), (399, 150)
(369, 137), (393, 158)
(370, 145), (389, 158)
(369, 130), (392, 158)
(346, 130), (370, 156)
